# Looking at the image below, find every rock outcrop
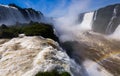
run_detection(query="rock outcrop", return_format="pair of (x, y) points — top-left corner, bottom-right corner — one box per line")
(92, 4), (120, 34)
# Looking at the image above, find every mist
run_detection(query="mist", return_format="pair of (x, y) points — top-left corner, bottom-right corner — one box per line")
(50, 0), (120, 42)
(109, 24), (120, 40)
(52, 0), (93, 42)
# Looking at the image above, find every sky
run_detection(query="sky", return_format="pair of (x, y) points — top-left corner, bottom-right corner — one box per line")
(0, 0), (120, 17)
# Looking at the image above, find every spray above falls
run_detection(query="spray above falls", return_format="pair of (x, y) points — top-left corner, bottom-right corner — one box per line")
(54, 3), (120, 42)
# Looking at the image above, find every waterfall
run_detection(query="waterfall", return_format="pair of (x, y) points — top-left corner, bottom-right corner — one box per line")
(0, 5), (42, 25)
(109, 24), (120, 40)
(105, 5), (118, 34)
(93, 11), (97, 21)
(29, 10), (38, 22)
(78, 12), (94, 31)
(25, 10), (33, 21)
(0, 5), (25, 25)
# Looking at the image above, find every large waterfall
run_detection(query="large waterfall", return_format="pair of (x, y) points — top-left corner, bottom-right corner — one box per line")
(0, 4), (43, 25)
(105, 5), (119, 34)
(78, 12), (94, 31)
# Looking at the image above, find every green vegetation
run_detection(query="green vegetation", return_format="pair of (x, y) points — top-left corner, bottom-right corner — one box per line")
(0, 22), (58, 41)
(35, 70), (71, 76)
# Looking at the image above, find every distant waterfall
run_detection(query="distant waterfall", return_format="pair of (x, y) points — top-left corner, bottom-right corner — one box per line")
(0, 4), (43, 25)
(0, 5), (25, 25)
(93, 11), (97, 21)
(105, 5), (119, 34)
(79, 12), (94, 31)
(109, 24), (120, 40)
(25, 10), (33, 21)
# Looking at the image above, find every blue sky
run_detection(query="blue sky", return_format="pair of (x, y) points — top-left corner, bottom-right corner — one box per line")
(0, 0), (120, 17)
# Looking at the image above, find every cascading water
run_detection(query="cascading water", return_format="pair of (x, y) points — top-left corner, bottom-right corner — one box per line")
(25, 10), (33, 21)
(93, 10), (97, 21)
(105, 5), (118, 34)
(109, 24), (120, 40)
(0, 4), (43, 25)
(0, 5), (26, 25)
(78, 12), (94, 31)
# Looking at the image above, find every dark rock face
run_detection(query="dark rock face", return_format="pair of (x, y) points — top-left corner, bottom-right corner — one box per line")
(92, 4), (120, 34)
(77, 13), (85, 24)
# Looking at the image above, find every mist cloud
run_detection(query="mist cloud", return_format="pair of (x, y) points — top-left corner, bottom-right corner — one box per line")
(53, 0), (91, 42)
(22, 0), (92, 42)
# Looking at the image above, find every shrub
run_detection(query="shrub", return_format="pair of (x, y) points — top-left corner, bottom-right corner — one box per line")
(35, 70), (71, 76)
(0, 23), (59, 41)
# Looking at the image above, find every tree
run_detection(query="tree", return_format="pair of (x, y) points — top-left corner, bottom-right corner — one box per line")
(1, 24), (8, 29)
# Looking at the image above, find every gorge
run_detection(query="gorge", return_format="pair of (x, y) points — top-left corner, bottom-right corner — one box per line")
(0, 3), (120, 76)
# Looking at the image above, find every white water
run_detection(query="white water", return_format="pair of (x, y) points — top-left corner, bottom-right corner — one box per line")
(78, 12), (94, 31)
(54, 12), (95, 42)
(93, 11), (97, 21)
(83, 60), (113, 76)
(109, 24), (120, 40)
(0, 36), (85, 76)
